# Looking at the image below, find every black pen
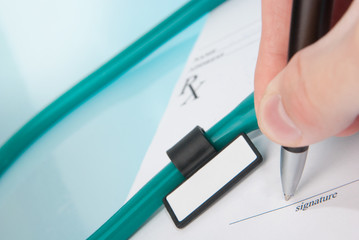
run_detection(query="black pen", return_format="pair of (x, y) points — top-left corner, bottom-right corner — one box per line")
(281, 0), (333, 200)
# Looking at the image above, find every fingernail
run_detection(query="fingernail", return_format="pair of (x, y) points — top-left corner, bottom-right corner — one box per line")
(259, 95), (302, 144)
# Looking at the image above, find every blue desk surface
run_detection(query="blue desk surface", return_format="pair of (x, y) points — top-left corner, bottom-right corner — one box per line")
(0, 0), (206, 238)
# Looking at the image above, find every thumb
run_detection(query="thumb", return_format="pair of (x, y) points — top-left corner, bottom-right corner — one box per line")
(257, 2), (359, 147)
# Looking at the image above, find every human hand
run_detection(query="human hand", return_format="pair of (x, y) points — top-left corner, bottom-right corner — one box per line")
(254, 0), (359, 147)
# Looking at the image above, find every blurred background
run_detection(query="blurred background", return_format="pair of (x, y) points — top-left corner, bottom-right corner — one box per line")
(0, 0), (206, 238)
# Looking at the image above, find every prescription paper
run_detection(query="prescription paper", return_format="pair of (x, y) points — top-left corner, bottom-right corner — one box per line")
(129, 0), (359, 239)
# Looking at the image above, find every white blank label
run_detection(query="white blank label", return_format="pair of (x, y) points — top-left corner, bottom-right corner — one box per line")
(166, 135), (257, 222)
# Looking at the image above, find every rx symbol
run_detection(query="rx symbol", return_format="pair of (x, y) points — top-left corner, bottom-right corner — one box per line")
(180, 75), (204, 106)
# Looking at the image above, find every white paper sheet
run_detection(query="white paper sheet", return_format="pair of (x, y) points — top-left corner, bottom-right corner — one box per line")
(129, 0), (359, 239)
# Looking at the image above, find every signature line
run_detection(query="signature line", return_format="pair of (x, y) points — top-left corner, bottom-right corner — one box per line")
(229, 178), (359, 225)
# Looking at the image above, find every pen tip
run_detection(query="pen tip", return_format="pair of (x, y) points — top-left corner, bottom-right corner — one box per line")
(284, 194), (292, 201)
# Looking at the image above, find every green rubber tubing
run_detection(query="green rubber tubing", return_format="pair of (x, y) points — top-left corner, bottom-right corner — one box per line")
(0, 0), (258, 238)
(0, 0), (226, 177)
(88, 93), (258, 239)
(206, 92), (259, 150)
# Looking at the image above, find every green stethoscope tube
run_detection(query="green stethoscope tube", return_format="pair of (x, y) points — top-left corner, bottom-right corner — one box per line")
(206, 92), (258, 150)
(89, 163), (185, 240)
(0, 0), (226, 177)
(89, 93), (258, 240)
(0, 0), (259, 239)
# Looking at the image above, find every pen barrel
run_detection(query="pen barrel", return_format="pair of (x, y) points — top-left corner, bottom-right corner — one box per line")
(281, 0), (334, 198)
(284, 0), (333, 152)
(288, 0), (333, 60)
